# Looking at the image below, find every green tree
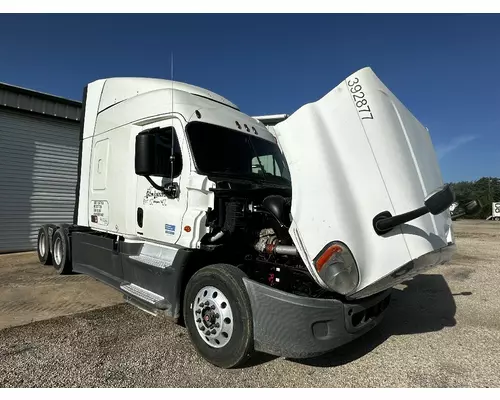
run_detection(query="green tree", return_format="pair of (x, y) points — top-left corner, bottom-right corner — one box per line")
(449, 177), (500, 219)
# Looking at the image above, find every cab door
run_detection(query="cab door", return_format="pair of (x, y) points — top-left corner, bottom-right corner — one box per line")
(135, 118), (188, 245)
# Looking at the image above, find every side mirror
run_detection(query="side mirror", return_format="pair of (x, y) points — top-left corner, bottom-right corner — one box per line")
(451, 199), (482, 220)
(424, 184), (456, 215)
(135, 133), (157, 176)
(135, 133), (179, 199)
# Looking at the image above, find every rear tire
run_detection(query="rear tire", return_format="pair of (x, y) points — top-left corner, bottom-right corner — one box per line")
(183, 264), (254, 369)
(37, 225), (52, 265)
(52, 228), (72, 275)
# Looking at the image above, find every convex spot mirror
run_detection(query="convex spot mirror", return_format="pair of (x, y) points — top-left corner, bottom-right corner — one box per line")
(463, 199), (482, 215)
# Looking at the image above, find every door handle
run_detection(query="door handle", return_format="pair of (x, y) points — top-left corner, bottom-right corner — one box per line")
(137, 207), (144, 228)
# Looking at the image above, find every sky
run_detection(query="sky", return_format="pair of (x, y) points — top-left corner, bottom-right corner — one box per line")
(0, 13), (498, 182)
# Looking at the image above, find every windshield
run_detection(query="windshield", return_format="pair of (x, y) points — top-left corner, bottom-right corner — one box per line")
(186, 121), (291, 186)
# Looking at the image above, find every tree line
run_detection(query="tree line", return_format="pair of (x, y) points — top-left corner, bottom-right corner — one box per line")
(449, 177), (500, 219)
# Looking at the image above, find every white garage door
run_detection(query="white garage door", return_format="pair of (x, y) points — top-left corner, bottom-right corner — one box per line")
(0, 108), (80, 253)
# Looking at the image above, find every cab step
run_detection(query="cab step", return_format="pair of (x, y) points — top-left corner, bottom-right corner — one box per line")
(120, 283), (164, 305)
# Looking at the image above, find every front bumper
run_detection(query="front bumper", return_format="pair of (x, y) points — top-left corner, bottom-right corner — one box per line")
(243, 278), (391, 359)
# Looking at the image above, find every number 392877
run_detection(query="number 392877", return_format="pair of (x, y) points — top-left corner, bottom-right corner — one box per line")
(347, 77), (373, 120)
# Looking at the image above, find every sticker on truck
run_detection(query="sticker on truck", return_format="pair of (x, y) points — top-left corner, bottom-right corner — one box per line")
(165, 224), (176, 235)
(90, 200), (109, 226)
(346, 77), (374, 120)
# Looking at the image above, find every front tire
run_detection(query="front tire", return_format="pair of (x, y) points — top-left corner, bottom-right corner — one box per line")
(52, 228), (72, 275)
(183, 264), (254, 369)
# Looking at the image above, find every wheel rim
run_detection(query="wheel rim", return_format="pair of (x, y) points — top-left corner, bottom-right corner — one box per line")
(193, 285), (234, 348)
(53, 236), (63, 265)
(38, 232), (46, 257)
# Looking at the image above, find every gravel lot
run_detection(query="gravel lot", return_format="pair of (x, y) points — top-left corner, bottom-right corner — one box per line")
(0, 220), (499, 387)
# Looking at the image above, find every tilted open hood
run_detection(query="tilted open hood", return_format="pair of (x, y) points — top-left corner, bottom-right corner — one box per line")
(273, 67), (455, 298)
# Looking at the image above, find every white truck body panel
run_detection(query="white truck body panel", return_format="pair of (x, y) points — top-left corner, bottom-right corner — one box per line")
(273, 67), (454, 295)
(97, 77), (239, 113)
(79, 79), (276, 249)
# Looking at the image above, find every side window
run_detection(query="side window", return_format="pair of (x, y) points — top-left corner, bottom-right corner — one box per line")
(252, 154), (282, 177)
(142, 126), (183, 178)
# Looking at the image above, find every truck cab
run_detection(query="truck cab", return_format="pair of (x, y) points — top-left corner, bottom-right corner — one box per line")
(37, 67), (456, 368)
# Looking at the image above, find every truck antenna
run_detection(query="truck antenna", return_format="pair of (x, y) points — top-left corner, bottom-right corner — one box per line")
(166, 52), (178, 199)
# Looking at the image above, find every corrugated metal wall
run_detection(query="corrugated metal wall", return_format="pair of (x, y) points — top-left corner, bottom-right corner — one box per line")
(0, 108), (80, 253)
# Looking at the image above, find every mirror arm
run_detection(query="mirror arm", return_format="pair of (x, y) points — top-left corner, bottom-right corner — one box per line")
(164, 182), (179, 199)
(373, 206), (428, 236)
(145, 176), (179, 200)
(145, 176), (164, 192)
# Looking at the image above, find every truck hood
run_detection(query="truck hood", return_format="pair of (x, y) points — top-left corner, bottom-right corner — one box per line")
(273, 67), (455, 298)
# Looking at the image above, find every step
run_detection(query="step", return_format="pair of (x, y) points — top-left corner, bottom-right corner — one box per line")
(120, 283), (164, 305)
(128, 254), (173, 270)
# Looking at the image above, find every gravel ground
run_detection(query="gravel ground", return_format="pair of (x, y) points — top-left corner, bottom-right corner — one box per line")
(0, 220), (499, 387)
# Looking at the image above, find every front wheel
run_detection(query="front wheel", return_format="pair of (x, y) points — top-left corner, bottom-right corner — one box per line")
(183, 264), (255, 369)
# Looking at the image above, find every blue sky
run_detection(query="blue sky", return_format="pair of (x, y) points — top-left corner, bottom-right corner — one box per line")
(0, 14), (498, 182)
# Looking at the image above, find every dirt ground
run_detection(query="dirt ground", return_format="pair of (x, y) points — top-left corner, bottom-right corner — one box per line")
(0, 252), (123, 330)
(0, 220), (499, 387)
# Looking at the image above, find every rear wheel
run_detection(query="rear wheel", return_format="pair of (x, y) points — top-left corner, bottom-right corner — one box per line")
(183, 264), (254, 369)
(37, 225), (52, 265)
(52, 228), (72, 275)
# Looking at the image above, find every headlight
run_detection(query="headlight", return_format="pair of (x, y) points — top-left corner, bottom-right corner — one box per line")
(314, 242), (359, 295)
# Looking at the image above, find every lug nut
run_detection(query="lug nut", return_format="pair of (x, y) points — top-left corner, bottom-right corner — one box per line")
(200, 326), (205, 331)
(215, 323), (220, 328)
(196, 309), (201, 314)
(211, 329), (216, 334)
(211, 305), (216, 310)
(205, 301), (209, 306)
(215, 313), (220, 319)
(206, 331), (211, 336)
(199, 303), (204, 308)
(196, 318), (201, 323)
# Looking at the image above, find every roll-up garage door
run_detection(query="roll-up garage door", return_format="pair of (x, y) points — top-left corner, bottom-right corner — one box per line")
(0, 108), (80, 253)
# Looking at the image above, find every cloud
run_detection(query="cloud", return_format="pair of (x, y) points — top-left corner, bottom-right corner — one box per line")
(436, 135), (479, 159)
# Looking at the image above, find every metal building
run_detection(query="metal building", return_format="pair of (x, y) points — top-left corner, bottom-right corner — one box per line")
(0, 83), (82, 253)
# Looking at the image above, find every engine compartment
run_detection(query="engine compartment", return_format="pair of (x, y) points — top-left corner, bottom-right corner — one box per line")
(200, 178), (337, 299)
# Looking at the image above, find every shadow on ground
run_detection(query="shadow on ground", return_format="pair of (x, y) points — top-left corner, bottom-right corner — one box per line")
(291, 273), (458, 368)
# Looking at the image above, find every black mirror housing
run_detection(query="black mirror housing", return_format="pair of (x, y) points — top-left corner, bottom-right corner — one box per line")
(135, 133), (156, 176)
(424, 184), (456, 215)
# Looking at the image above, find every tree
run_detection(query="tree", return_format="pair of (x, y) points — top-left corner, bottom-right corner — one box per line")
(449, 177), (500, 219)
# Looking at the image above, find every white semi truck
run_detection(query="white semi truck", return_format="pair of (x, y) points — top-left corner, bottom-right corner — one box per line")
(36, 67), (457, 368)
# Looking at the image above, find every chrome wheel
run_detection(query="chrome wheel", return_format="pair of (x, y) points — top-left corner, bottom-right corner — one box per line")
(53, 236), (63, 265)
(38, 231), (46, 257)
(193, 285), (234, 348)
